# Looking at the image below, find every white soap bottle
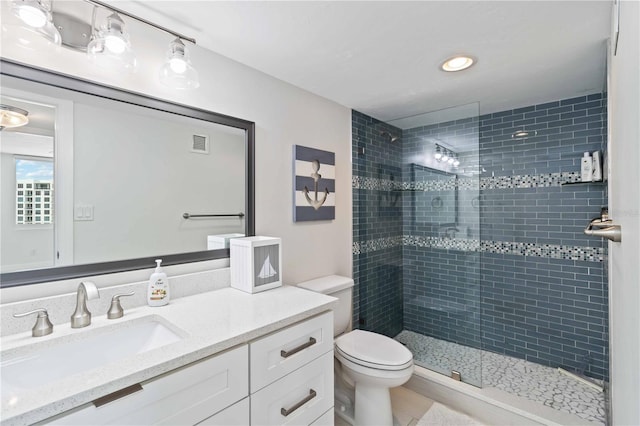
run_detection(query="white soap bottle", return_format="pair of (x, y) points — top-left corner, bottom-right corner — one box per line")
(581, 152), (593, 182)
(592, 150), (602, 181)
(147, 259), (170, 307)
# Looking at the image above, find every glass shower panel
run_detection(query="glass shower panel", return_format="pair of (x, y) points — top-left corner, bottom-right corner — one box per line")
(351, 104), (481, 387)
(394, 103), (482, 386)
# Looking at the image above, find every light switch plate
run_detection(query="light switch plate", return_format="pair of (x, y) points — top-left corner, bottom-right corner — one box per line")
(74, 203), (94, 221)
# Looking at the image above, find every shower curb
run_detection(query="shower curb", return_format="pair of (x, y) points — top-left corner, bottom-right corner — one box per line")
(406, 365), (603, 426)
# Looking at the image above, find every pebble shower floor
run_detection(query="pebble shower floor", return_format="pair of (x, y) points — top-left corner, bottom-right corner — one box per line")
(395, 330), (606, 424)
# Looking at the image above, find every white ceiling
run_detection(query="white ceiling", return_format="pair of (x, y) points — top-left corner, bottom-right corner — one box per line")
(89, 1), (611, 124)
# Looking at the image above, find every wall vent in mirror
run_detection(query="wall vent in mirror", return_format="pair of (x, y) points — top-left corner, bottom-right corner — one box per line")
(191, 134), (209, 154)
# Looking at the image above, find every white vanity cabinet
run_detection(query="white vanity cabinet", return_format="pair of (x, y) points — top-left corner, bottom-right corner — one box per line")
(249, 311), (334, 425)
(39, 311), (334, 426)
(43, 345), (249, 426)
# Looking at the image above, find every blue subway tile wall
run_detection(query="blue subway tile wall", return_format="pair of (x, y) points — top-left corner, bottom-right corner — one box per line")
(352, 110), (404, 336)
(352, 93), (608, 381)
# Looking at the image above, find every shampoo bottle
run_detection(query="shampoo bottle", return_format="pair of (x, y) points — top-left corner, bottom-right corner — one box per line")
(581, 152), (593, 182)
(147, 259), (170, 307)
(592, 151), (602, 181)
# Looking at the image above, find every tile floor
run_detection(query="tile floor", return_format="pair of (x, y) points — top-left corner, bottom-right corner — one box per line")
(334, 386), (483, 426)
(395, 330), (606, 425)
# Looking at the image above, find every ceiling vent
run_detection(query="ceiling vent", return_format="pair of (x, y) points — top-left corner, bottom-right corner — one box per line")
(191, 134), (209, 154)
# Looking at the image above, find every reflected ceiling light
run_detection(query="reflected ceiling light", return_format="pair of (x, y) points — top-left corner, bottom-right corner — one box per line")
(159, 38), (200, 89)
(10, 0), (61, 46)
(0, 105), (30, 130)
(441, 55), (475, 72)
(511, 129), (537, 139)
(87, 11), (136, 70)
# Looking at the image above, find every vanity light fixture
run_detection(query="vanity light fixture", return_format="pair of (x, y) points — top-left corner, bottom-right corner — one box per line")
(159, 38), (200, 89)
(441, 55), (475, 72)
(434, 143), (460, 168)
(0, 104), (29, 130)
(7, 0), (199, 88)
(10, 0), (61, 46)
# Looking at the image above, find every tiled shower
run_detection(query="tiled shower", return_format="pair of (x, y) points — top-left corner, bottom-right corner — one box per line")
(352, 94), (608, 422)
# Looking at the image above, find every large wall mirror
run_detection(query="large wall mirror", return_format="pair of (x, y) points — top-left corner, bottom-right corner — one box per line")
(0, 60), (255, 287)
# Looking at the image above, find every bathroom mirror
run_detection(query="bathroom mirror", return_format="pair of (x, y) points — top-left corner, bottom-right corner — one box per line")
(409, 163), (458, 233)
(0, 59), (255, 287)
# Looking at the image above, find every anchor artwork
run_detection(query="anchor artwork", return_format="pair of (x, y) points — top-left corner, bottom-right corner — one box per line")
(293, 145), (336, 222)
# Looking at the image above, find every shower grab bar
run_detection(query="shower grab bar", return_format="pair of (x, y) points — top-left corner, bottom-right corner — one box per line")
(584, 208), (621, 242)
(182, 212), (245, 219)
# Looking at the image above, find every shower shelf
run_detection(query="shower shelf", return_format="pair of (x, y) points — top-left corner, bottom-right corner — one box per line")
(561, 180), (604, 186)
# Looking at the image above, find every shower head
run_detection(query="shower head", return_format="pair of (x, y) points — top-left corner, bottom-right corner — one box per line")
(380, 131), (400, 143)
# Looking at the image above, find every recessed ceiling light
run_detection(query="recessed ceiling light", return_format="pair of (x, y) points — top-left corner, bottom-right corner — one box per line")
(441, 55), (475, 72)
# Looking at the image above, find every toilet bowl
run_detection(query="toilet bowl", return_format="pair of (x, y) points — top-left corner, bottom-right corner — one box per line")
(297, 275), (414, 425)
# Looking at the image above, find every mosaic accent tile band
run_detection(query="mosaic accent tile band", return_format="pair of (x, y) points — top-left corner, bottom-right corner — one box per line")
(353, 235), (605, 262)
(353, 171), (585, 192)
(352, 236), (402, 255)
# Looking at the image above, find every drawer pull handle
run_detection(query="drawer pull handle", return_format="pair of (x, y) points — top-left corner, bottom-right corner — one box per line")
(93, 383), (143, 407)
(280, 337), (317, 358)
(281, 389), (317, 417)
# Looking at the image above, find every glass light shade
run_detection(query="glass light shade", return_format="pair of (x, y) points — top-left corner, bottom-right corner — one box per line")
(453, 158), (461, 167)
(8, 0), (61, 47)
(434, 145), (442, 160)
(447, 157), (455, 165)
(87, 13), (136, 71)
(159, 38), (199, 89)
(0, 105), (29, 129)
(441, 153), (449, 162)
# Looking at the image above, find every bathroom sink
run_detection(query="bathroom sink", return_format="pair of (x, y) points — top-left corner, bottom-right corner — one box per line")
(1, 316), (183, 398)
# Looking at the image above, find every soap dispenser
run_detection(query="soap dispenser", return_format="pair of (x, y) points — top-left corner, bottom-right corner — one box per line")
(147, 259), (170, 307)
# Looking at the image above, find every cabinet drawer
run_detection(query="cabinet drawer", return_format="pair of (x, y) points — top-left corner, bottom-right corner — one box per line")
(251, 351), (334, 426)
(310, 408), (334, 426)
(46, 345), (248, 425)
(250, 311), (333, 392)
(197, 397), (249, 426)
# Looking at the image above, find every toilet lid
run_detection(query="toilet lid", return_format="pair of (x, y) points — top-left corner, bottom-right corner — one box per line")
(335, 330), (413, 371)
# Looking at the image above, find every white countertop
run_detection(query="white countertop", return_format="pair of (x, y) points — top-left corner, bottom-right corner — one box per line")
(0, 286), (337, 425)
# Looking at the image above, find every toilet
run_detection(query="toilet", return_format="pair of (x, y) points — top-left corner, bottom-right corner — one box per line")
(297, 275), (413, 426)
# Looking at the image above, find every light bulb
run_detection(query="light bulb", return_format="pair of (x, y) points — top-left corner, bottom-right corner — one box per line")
(442, 153), (449, 162)
(104, 34), (126, 54)
(453, 159), (460, 167)
(434, 145), (442, 160)
(17, 4), (47, 28)
(159, 38), (199, 89)
(448, 157), (455, 165)
(169, 57), (187, 74)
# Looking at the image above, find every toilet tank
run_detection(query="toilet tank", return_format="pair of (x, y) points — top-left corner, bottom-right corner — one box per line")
(297, 275), (354, 337)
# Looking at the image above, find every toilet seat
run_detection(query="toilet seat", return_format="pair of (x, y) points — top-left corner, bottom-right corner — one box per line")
(335, 330), (413, 371)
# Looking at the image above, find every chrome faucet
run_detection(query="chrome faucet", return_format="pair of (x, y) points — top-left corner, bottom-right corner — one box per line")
(70, 281), (100, 328)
